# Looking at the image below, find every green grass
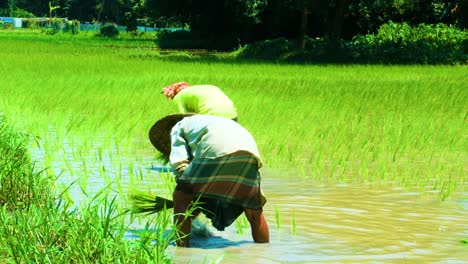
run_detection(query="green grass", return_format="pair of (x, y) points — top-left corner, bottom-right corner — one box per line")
(1, 31), (466, 188)
(0, 116), (176, 262)
(0, 30), (467, 260)
(0, 28), (158, 47)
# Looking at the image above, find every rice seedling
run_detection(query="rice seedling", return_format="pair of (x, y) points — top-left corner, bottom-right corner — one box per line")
(275, 204), (281, 230)
(291, 208), (297, 236)
(129, 189), (174, 214)
(234, 213), (249, 235)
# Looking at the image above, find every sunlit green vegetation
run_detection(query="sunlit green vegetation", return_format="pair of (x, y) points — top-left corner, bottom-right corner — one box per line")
(0, 116), (176, 262)
(0, 31), (466, 261)
(1, 31), (466, 192)
(0, 28), (157, 47)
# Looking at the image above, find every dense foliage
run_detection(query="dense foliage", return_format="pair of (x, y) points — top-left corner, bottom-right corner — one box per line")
(1, 1), (466, 38)
(156, 29), (239, 50)
(99, 23), (119, 37)
(1, 1), (467, 60)
(237, 22), (467, 64)
(352, 22), (468, 64)
(0, 116), (50, 210)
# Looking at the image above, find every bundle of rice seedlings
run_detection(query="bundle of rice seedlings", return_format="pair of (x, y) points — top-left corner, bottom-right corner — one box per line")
(129, 189), (174, 214)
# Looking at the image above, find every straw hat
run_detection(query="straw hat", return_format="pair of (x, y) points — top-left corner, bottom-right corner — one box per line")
(148, 114), (194, 158)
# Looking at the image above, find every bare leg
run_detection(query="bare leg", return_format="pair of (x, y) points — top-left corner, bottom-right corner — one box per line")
(173, 190), (195, 247)
(244, 208), (270, 243)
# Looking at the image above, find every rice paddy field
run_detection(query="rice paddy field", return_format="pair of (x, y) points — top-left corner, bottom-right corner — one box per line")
(0, 31), (467, 263)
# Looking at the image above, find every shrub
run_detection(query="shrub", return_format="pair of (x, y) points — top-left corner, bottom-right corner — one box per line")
(41, 28), (59, 35)
(156, 30), (237, 51)
(352, 22), (468, 64)
(234, 22), (467, 64)
(11, 8), (35, 18)
(0, 8), (34, 18)
(286, 37), (355, 63)
(236, 38), (294, 60)
(124, 12), (138, 32)
(22, 18), (48, 29)
(62, 19), (80, 35)
(0, 116), (50, 211)
(99, 23), (119, 38)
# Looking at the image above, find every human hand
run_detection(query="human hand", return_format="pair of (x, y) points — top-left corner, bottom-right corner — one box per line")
(175, 161), (189, 174)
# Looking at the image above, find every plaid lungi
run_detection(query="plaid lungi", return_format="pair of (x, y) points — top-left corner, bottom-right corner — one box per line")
(175, 151), (266, 231)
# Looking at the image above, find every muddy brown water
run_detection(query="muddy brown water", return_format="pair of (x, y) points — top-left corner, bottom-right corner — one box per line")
(32, 144), (467, 263)
(165, 172), (468, 264)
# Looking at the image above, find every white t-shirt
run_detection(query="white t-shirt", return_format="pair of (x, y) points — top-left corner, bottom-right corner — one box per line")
(169, 115), (262, 168)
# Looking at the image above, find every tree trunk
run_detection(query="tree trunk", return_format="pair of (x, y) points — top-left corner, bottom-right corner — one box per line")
(271, 0), (282, 38)
(328, 0), (348, 42)
(298, 3), (308, 49)
(97, 0), (106, 23)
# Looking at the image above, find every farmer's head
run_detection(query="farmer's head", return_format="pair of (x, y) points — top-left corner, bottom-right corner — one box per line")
(149, 114), (194, 159)
(161, 82), (190, 99)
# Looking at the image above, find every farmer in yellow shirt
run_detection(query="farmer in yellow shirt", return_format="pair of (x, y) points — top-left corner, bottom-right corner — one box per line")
(161, 82), (238, 121)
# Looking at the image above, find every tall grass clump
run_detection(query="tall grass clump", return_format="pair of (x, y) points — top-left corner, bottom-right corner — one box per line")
(0, 115), (50, 210)
(0, 116), (175, 263)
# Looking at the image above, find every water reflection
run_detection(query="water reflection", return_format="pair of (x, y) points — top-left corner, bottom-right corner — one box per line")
(167, 174), (468, 263)
(29, 145), (467, 263)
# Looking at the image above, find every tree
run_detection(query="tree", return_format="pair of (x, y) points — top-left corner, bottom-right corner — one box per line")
(122, 0), (144, 31)
(144, 0), (270, 49)
(327, 0), (349, 41)
(49, 1), (60, 21)
(295, 0), (329, 49)
(8, 0), (16, 16)
(282, 0), (349, 48)
(244, 0), (267, 23)
(344, 0), (465, 38)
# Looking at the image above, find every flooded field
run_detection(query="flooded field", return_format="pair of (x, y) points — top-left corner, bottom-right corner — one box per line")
(155, 175), (468, 263)
(32, 143), (467, 263)
(2, 42), (465, 262)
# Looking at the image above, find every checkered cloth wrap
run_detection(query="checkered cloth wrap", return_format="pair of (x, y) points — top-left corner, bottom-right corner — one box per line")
(175, 152), (266, 231)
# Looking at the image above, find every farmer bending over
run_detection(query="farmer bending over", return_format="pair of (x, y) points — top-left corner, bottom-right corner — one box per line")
(149, 114), (269, 247)
(161, 82), (238, 121)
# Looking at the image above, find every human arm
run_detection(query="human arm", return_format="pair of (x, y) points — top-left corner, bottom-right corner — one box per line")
(173, 95), (188, 114)
(169, 122), (191, 176)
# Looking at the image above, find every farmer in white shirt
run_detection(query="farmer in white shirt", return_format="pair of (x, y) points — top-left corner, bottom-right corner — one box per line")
(149, 114), (269, 247)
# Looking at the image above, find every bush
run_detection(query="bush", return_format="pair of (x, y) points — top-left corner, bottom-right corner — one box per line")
(0, 8), (34, 17)
(234, 22), (467, 64)
(286, 38), (355, 63)
(0, 22), (10, 30)
(99, 23), (119, 38)
(22, 18), (47, 29)
(124, 12), (138, 32)
(156, 30), (238, 51)
(11, 8), (35, 18)
(236, 38), (293, 60)
(41, 28), (59, 35)
(352, 22), (468, 64)
(235, 37), (354, 63)
(0, 116), (50, 210)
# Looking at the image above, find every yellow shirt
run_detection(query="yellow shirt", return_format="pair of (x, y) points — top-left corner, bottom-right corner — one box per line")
(172, 85), (237, 119)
